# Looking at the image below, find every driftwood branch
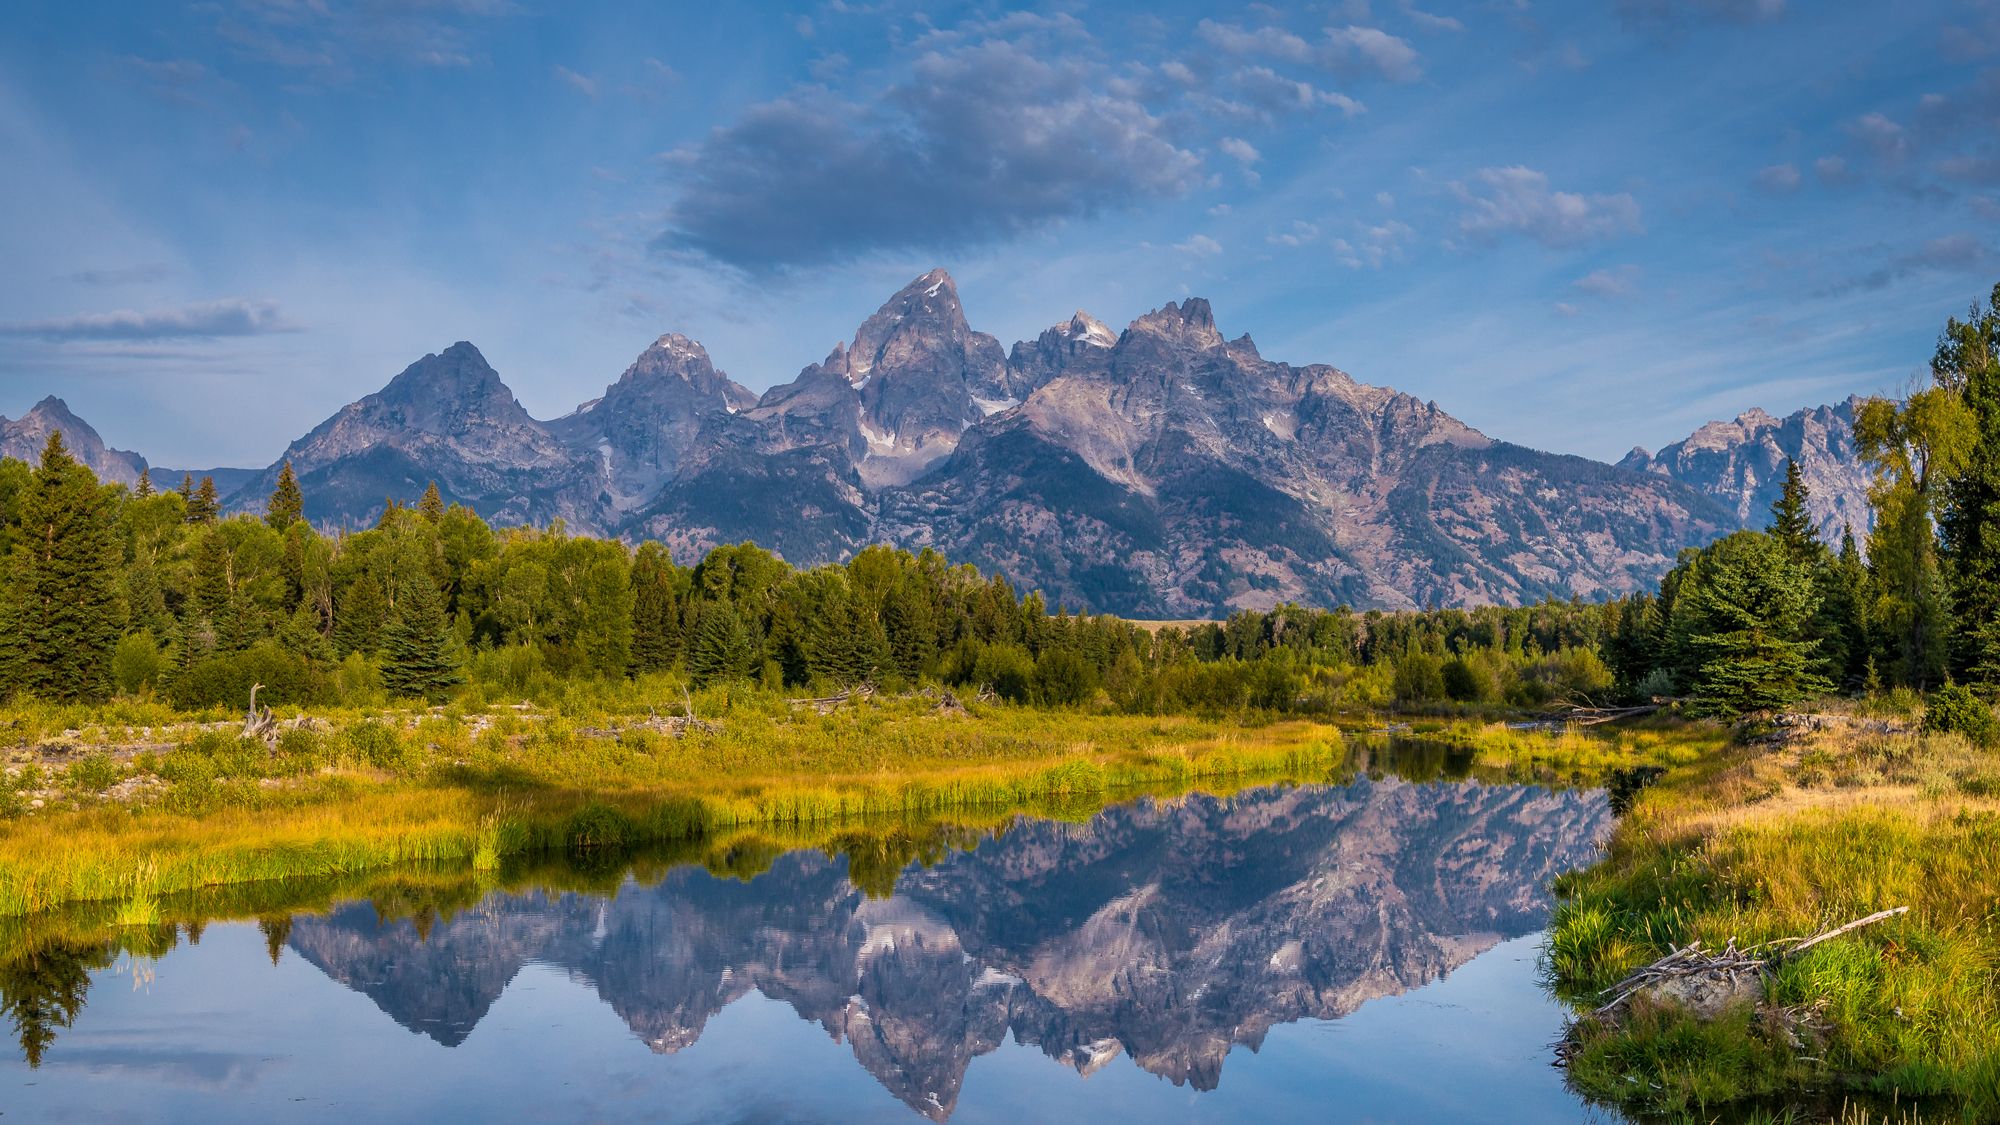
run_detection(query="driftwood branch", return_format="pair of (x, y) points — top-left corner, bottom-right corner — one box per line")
(1561, 703), (1663, 727)
(1776, 907), (1908, 962)
(1590, 908), (1909, 1021)
(786, 685), (875, 715)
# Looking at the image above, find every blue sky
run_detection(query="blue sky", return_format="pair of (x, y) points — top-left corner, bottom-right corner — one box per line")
(2, 0), (1996, 468)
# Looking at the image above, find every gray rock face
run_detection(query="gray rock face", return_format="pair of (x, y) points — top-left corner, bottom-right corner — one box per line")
(1619, 397), (1873, 547)
(547, 333), (757, 514)
(0, 396), (149, 485)
(878, 296), (1732, 613)
(232, 341), (601, 528)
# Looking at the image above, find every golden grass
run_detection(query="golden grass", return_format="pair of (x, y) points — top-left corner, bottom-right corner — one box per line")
(1551, 716), (2000, 1118)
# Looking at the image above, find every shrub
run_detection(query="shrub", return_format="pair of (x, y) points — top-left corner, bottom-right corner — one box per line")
(1392, 650), (1446, 705)
(972, 643), (1035, 703)
(343, 720), (405, 769)
(111, 631), (165, 695)
(169, 641), (320, 710)
(64, 753), (120, 794)
(1032, 649), (1099, 707)
(1924, 684), (1999, 747)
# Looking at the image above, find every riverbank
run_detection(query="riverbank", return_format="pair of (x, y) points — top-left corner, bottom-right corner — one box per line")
(1548, 706), (2000, 1119)
(0, 689), (1707, 918)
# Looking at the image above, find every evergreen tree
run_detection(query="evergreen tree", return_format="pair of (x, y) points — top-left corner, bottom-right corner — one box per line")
(883, 575), (939, 679)
(1934, 283), (2000, 689)
(186, 475), (219, 524)
(134, 468), (153, 499)
(1668, 531), (1833, 716)
(266, 461), (304, 531)
(629, 542), (684, 674)
(15, 433), (122, 701)
(418, 481), (444, 524)
(176, 473), (194, 505)
(688, 600), (753, 686)
(1769, 459), (1819, 559)
(380, 573), (461, 700)
(332, 573), (389, 657)
(279, 601), (336, 667)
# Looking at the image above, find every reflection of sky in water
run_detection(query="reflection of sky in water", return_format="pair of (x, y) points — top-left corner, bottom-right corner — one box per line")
(5, 929), (1602, 1123)
(1, 780), (1622, 1122)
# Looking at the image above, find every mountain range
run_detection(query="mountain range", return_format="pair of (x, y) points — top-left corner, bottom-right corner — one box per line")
(2, 269), (1877, 614)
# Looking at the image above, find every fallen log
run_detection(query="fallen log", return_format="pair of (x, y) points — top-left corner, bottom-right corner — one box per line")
(1587, 907), (1910, 1023)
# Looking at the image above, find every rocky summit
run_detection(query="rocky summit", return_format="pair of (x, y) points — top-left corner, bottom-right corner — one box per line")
(1620, 398), (1873, 549)
(10, 270), (1876, 615)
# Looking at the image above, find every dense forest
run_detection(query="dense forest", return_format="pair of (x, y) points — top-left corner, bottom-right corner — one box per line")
(4, 286), (2000, 730)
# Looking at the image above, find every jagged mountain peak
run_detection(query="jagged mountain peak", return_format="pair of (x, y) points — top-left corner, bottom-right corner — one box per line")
(378, 341), (515, 413)
(0, 395), (149, 483)
(1058, 310), (1117, 347)
(847, 268), (975, 381)
(1624, 397), (1871, 545)
(1129, 297), (1223, 348)
(611, 332), (751, 406)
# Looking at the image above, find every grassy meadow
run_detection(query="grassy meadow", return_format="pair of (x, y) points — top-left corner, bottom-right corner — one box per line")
(1547, 700), (2000, 1120)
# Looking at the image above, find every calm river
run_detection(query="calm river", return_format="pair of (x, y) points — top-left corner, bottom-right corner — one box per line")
(2, 764), (1632, 1122)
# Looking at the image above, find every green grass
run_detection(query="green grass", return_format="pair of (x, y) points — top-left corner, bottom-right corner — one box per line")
(0, 689), (1686, 919)
(1549, 717), (2000, 1119)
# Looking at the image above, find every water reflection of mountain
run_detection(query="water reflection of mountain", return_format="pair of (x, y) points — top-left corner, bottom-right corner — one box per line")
(280, 779), (1609, 1119)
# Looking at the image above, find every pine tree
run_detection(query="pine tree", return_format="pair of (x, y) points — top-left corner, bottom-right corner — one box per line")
(332, 574), (389, 657)
(186, 475), (219, 524)
(176, 473), (194, 505)
(629, 542), (684, 674)
(1935, 282), (2000, 689)
(15, 432), (122, 701)
(134, 468), (153, 498)
(417, 482), (444, 524)
(883, 575), (939, 679)
(1769, 459), (1819, 559)
(266, 461), (303, 531)
(380, 573), (461, 700)
(689, 601), (753, 686)
(1670, 531), (1833, 716)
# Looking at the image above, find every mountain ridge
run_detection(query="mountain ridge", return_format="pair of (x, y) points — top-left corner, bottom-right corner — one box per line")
(2, 270), (1874, 613)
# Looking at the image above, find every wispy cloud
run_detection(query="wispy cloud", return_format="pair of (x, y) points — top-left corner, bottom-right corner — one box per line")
(1573, 264), (1641, 297)
(1617, 0), (1786, 30)
(1453, 166), (1643, 249)
(0, 299), (300, 341)
(58, 263), (173, 287)
(553, 65), (597, 98)
(1753, 162), (1802, 193)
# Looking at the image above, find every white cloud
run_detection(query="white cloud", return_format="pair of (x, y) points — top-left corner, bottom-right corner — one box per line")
(1573, 265), (1640, 297)
(553, 65), (597, 98)
(1176, 234), (1225, 256)
(1332, 219), (1414, 268)
(1323, 26), (1422, 82)
(1453, 166), (1643, 248)
(1219, 136), (1262, 165)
